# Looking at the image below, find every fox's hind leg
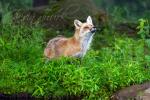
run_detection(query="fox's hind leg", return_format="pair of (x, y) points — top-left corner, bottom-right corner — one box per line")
(44, 48), (53, 59)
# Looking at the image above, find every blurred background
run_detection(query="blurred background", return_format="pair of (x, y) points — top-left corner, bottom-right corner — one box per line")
(0, 0), (149, 27)
(0, 0), (150, 52)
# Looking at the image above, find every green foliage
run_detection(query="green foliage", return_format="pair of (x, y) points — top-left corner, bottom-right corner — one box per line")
(0, 0), (149, 99)
(0, 0), (32, 24)
(0, 0), (32, 9)
(111, 7), (129, 23)
(0, 23), (150, 99)
(0, 24), (44, 62)
(137, 19), (150, 39)
(93, 0), (150, 22)
(0, 3), (12, 24)
(136, 19), (150, 67)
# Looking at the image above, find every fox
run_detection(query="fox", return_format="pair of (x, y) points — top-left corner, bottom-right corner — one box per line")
(44, 16), (96, 59)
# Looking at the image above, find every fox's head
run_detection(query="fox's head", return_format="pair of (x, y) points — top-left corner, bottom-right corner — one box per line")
(74, 16), (96, 39)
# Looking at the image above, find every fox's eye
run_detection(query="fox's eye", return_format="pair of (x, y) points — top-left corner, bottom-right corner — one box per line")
(84, 26), (89, 29)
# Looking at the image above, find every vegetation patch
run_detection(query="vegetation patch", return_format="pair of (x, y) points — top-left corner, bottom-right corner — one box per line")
(0, 23), (150, 99)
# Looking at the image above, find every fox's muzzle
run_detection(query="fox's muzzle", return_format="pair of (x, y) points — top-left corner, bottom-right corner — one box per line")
(90, 27), (96, 33)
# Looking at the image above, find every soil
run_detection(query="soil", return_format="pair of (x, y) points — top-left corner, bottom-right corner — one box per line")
(0, 93), (83, 100)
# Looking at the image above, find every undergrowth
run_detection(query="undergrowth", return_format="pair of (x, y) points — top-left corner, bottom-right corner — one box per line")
(0, 23), (150, 99)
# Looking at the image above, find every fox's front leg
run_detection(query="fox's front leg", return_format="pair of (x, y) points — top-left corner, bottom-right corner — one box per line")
(73, 52), (83, 58)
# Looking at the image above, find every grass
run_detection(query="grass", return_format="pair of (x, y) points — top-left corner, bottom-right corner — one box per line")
(0, 23), (150, 99)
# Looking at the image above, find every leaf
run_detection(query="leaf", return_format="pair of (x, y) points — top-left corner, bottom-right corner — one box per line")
(0, 38), (5, 46)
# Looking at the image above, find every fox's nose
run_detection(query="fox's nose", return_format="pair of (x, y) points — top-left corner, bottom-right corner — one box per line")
(90, 27), (96, 33)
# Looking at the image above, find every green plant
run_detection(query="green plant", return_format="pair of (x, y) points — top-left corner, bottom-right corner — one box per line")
(1, 0), (32, 9)
(136, 19), (150, 68)
(0, 23), (150, 99)
(137, 19), (149, 39)
(0, 3), (12, 24)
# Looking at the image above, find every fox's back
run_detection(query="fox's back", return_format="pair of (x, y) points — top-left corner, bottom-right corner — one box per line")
(44, 36), (81, 59)
(44, 36), (67, 58)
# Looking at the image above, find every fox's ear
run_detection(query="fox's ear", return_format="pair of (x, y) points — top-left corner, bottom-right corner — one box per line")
(74, 20), (82, 29)
(87, 16), (93, 24)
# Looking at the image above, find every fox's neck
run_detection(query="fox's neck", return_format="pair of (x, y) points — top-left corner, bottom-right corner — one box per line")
(72, 29), (94, 57)
(73, 29), (80, 40)
(73, 29), (93, 44)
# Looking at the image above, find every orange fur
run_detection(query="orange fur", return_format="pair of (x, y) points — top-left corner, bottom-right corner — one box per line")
(44, 16), (96, 59)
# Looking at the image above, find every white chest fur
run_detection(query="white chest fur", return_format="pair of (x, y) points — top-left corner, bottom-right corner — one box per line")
(73, 33), (94, 57)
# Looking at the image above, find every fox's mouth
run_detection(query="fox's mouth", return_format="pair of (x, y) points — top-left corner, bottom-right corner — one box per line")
(90, 27), (96, 33)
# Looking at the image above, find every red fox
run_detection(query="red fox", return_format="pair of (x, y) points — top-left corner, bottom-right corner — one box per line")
(44, 16), (96, 59)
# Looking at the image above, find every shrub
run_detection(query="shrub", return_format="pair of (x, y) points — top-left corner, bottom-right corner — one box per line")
(0, 24), (150, 99)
